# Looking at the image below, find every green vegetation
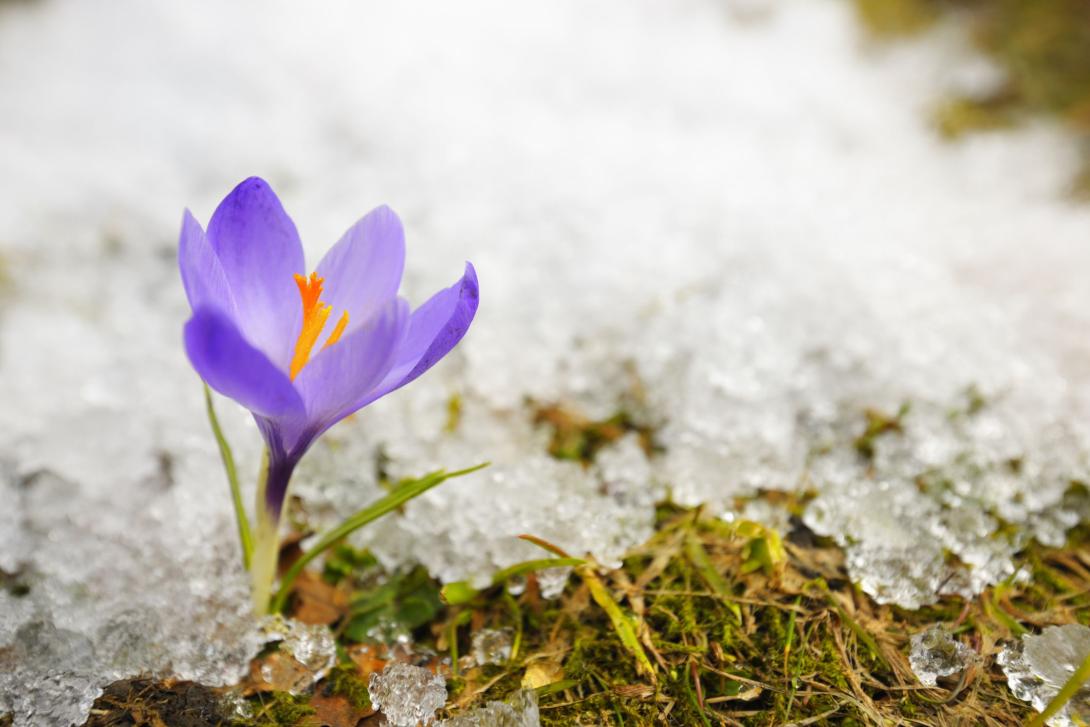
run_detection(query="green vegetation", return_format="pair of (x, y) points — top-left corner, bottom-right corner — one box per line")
(180, 505), (1086, 725)
(853, 0), (1090, 195)
(79, 404), (1090, 725)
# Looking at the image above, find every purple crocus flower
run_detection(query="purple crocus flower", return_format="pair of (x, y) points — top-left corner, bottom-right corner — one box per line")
(179, 177), (478, 523)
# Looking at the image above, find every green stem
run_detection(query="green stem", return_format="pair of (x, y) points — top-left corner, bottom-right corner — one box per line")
(270, 462), (489, 613)
(203, 384), (253, 570)
(1029, 648), (1090, 727)
(250, 451), (278, 616)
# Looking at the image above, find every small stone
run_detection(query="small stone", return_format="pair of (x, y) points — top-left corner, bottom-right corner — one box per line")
(909, 625), (975, 687)
(368, 662), (447, 727)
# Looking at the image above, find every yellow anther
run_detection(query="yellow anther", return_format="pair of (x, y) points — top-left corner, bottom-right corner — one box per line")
(289, 272), (348, 380)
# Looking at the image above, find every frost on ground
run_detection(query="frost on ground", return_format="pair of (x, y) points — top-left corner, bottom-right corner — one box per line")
(999, 625), (1090, 727)
(2, 0), (1090, 724)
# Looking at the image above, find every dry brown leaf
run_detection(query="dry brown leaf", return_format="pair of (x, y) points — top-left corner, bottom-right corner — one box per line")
(611, 683), (656, 700)
(345, 644), (388, 678)
(245, 652), (312, 694)
(307, 691), (373, 727)
(290, 570), (351, 626)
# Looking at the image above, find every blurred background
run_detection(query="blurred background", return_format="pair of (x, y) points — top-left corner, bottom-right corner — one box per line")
(2, 0), (1089, 724)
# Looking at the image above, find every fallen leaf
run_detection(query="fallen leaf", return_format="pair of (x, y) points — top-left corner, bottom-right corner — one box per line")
(291, 570), (351, 625)
(522, 660), (565, 689)
(307, 692), (373, 727)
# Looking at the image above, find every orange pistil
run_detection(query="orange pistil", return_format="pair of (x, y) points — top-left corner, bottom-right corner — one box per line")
(289, 272), (349, 380)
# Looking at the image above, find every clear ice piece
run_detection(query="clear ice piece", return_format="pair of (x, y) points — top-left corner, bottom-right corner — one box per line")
(909, 625), (974, 687)
(255, 615), (337, 693)
(441, 688), (540, 727)
(471, 628), (513, 667)
(368, 661), (448, 727)
(999, 624), (1090, 727)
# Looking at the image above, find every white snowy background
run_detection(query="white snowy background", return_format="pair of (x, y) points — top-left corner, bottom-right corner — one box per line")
(2, 0), (1090, 724)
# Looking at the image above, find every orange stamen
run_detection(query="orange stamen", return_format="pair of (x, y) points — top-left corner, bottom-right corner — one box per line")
(323, 310), (350, 350)
(289, 272), (348, 380)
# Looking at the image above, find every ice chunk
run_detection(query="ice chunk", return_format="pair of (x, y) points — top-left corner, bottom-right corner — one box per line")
(281, 622), (337, 678)
(368, 662), (448, 727)
(471, 628), (513, 667)
(441, 688), (540, 727)
(909, 625), (975, 687)
(254, 616), (337, 694)
(999, 625), (1090, 727)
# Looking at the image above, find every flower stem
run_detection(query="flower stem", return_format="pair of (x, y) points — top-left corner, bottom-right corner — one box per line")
(203, 384), (253, 570)
(250, 450), (278, 616)
(269, 462), (489, 613)
(1028, 647), (1090, 727)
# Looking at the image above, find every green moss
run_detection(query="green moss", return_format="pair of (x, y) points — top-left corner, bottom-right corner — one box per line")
(853, 404), (908, 460)
(244, 500), (1089, 725)
(233, 692), (315, 727)
(534, 405), (655, 464)
(322, 662), (371, 710)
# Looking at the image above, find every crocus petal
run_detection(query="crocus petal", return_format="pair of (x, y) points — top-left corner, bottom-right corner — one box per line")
(184, 307), (304, 418)
(371, 262), (479, 400)
(206, 177), (306, 369)
(314, 205), (406, 337)
(178, 210), (237, 318)
(293, 296), (411, 432)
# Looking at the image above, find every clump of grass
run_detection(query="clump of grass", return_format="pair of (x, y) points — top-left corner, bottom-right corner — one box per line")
(195, 496), (1090, 725)
(534, 404), (655, 463)
(212, 405), (1089, 724)
(441, 503), (1090, 724)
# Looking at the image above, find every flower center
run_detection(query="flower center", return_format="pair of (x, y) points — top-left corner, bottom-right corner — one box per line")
(289, 272), (349, 380)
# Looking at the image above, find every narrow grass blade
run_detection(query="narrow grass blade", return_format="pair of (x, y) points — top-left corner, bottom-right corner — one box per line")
(441, 556), (586, 605)
(517, 533), (572, 558)
(270, 462), (488, 613)
(204, 384), (252, 570)
(684, 535), (741, 623)
(584, 571), (657, 681)
(519, 533), (656, 681)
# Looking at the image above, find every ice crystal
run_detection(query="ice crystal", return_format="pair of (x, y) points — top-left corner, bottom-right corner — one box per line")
(471, 629), (513, 667)
(909, 625), (975, 687)
(441, 689), (540, 727)
(999, 625), (1090, 727)
(368, 662), (447, 727)
(255, 616), (337, 693)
